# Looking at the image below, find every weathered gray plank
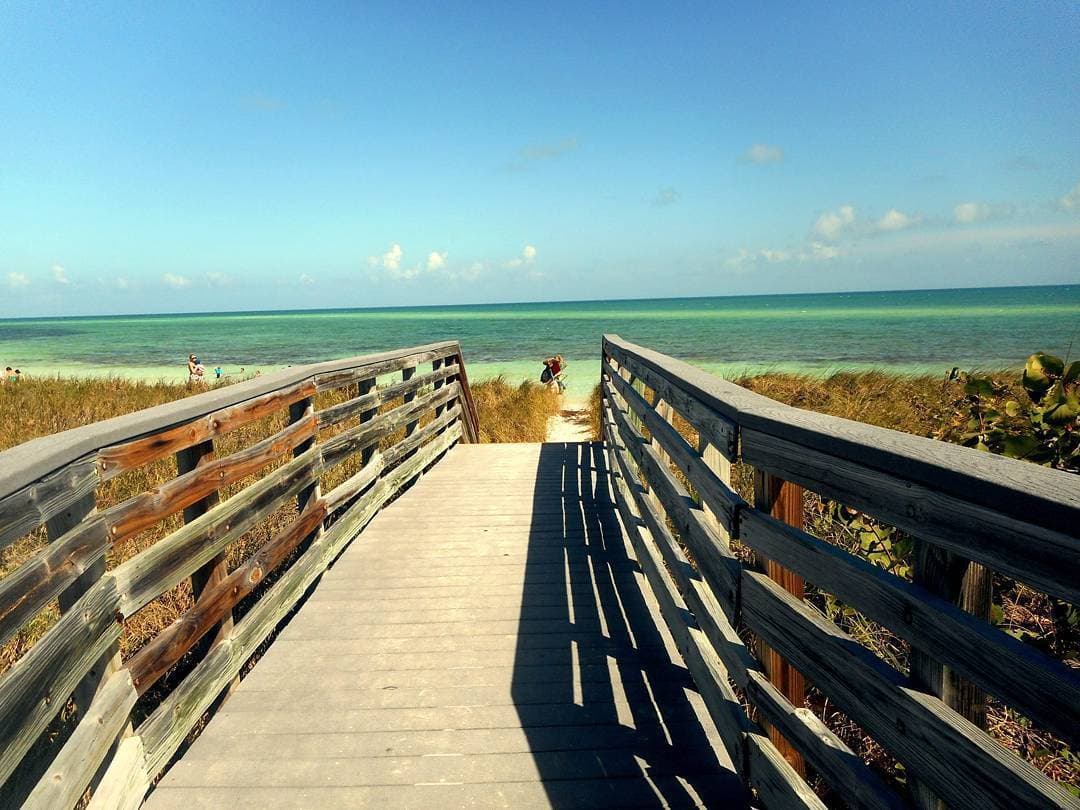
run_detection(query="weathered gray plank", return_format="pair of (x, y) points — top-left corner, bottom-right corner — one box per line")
(24, 669), (137, 810)
(604, 333), (1080, 537)
(740, 507), (1080, 749)
(0, 456), (98, 553)
(742, 427), (1080, 604)
(85, 734), (149, 810)
(0, 575), (122, 788)
(742, 570), (1077, 809)
(0, 342), (462, 499)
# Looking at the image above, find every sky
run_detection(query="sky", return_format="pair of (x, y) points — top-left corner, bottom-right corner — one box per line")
(1, 1), (1079, 317)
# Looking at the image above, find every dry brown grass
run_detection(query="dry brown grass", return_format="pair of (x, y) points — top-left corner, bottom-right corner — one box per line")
(470, 375), (561, 442)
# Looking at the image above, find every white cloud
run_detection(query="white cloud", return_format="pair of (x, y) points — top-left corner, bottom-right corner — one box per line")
(51, 264), (70, 285)
(426, 251), (447, 271)
(6, 272), (30, 289)
(504, 244), (537, 269)
(814, 204), (920, 240)
(205, 272), (231, 287)
(744, 143), (785, 165)
(161, 273), (191, 289)
(114, 276), (130, 290)
(299, 273), (315, 286)
(369, 243), (403, 271)
(813, 205), (857, 240)
(1059, 182), (1080, 212)
(460, 261), (485, 281)
(804, 241), (843, 260)
(954, 201), (1014, 224)
(876, 209), (912, 232)
(506, 138), (579, 170)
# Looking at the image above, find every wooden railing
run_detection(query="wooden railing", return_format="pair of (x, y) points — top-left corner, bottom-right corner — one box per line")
(0, 341), (478, 809)
(601, 334), (1080, 810)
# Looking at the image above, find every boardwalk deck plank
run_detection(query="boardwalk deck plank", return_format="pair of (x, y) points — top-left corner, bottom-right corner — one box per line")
(145, 442), (742, 809)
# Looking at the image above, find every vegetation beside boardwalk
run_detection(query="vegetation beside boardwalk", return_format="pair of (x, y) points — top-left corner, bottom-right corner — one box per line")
(2, 363), (1075, 794)
(591, 356), (1080, 794)
(470, 375), (561, 443)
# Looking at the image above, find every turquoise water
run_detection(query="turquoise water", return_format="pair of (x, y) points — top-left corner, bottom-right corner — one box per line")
(1, 285), (1077, 400)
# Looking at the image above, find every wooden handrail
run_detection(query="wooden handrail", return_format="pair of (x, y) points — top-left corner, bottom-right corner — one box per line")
(0, 341), (480, 809)
(601, 334), (1080, 809)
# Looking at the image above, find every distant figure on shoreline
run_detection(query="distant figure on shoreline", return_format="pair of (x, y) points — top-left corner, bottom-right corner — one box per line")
(541, 355), (567, 394)
(187, 354), (206, 387)
(3, 366), (13, 384)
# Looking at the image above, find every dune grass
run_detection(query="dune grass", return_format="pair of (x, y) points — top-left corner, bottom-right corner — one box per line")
(470, 375), (561, 442)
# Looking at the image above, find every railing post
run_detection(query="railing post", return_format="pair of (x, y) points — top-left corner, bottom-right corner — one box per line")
(176, 440), (235, 692)
(49, 491), (121, 715)
(909, 543), (992, 810)
(358, 378), (378, 467)
(432, 358), (446, 419)
(752, 469), (807, 776)
(288, 395), (323, 546)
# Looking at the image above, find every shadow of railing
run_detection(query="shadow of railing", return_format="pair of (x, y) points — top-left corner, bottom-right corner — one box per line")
(511, 441), (745, 807)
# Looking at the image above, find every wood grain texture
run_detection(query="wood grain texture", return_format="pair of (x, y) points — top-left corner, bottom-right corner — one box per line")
(0, 342), (460, 498)
(24, 669), (137, 810)
(137, 424), (462, 777)
(85, 735), (149, 810)
(741, 427), (1080, 603)
(316, 363), (459, 430)
(604, 408), (900, 809)
(127, 501), (328, 696)
(0, 456), (98, 553)
(110, 449), (322, 617)
(0, 575), (122, 789)
(605, 345), (738, 461)
(104, 415), (316, 547)
(752, 470), (807, 776)
(604, 334), (1079, 538)
(313, 347), (456, 394)
(97, 380), (316, 480)
(0, 513), (108, 649)
(739, 508), (1080, 749)
(603, 371), (741, 529)
(605, 396), (740, 615)
(742, 570), (1077, 809)
(606, 433), (797, 807)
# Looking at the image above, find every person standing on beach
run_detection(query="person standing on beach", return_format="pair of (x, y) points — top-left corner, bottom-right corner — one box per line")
(187, 354), (205, 386)
(3, 367), (12, 384)
(542, 355), (567, 394)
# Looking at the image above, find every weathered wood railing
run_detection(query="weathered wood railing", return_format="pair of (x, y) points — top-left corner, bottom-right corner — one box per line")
(601, 334), (1080, 809)
(0, 341), (478, 808)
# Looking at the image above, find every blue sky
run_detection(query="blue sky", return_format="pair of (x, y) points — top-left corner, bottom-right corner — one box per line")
(1, 1), (1078, 316)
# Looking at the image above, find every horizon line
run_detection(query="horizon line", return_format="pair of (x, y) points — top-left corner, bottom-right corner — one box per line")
(0, 280), (1074, 322)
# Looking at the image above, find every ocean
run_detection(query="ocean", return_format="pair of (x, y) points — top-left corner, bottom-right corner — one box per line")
(2, 285), (1077, 400)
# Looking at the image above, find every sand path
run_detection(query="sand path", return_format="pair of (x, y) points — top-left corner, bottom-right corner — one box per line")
(546, 403), (593, 442)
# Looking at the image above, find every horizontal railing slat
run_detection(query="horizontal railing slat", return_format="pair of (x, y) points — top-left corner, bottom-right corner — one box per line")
(604, 364), (742, 529)
(740, 508), (1080, 748)
(24, 669), (138, 810)
(742, 427), (1080, 604)
(136, 421), (461, 778)
(317, 363), (460, 429)
(110, 449), (323, 617)
(0, 576), (122, 787)
(0, 458), (99, 554)
(604, 399), (903, 810)
(742, 571), (1075, 809)
(604, 334), (1080, 538)
(0, 341), (461, 499)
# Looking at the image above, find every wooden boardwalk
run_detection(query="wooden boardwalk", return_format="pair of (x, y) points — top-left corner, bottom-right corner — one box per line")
(145, 442), (743, 809)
